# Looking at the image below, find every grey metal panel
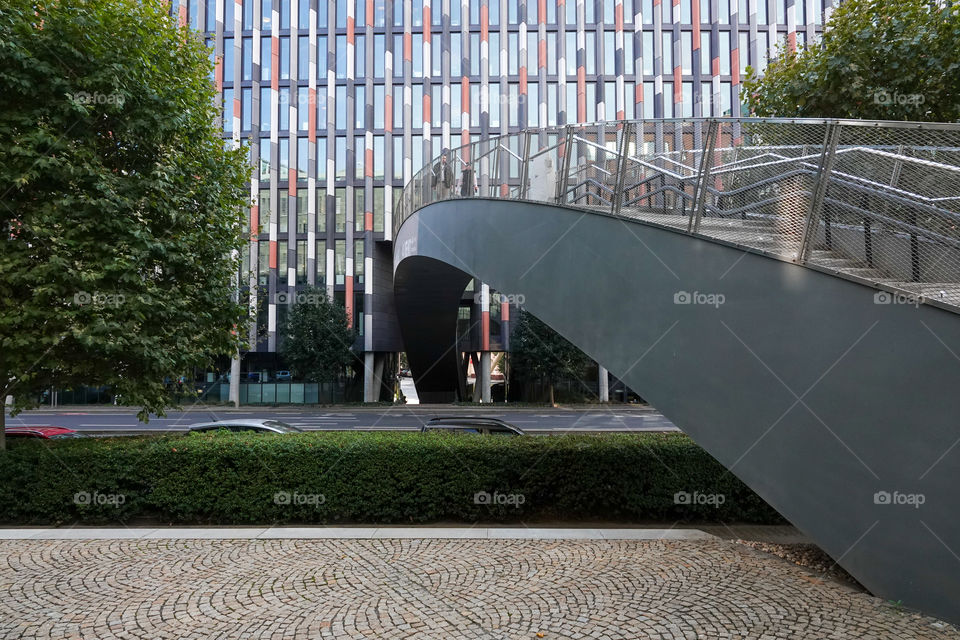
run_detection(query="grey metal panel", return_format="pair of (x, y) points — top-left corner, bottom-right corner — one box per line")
(394, 197), (960, 624)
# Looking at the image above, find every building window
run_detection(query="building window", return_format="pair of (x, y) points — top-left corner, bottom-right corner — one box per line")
(316, 239), (326, 286)
(316, 188), (327, 233)
(278, 189), (289, 233)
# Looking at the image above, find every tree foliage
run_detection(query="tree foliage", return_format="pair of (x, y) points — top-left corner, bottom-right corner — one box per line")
(279, 289), (356, 383)
(744, 0), (960, 121)
(509, 310), (589, 403)
(0, 0), (250, 444)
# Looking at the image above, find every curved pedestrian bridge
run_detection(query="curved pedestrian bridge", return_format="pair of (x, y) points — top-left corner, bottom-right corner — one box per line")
(392, 117), (960, 624)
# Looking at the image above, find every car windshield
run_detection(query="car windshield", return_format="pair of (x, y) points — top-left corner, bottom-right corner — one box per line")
(262, 420), (302, 433)
(48, 432), (84, 439)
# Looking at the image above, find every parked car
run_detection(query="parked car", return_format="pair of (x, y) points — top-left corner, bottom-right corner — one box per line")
(187, 419), (303, 434)
(275, 370), (293, 381)
(5, 426), (85, 440)
(421, 417), (524, 436)
(399, 368), (412, 377)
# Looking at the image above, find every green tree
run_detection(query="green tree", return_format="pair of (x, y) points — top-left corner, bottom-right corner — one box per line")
(743, 0), (960, 121)
(0, 0), (250, 448)
(279, 289), (356, 384)
(508, 310), (589, 406)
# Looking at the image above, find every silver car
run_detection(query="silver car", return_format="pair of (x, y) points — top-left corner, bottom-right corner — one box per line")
(188, 419), (303, 434)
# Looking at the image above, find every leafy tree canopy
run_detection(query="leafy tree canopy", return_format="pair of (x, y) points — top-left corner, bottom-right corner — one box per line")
(744, 0), (960, 121)
(0, 0), (250, 442)
(278, 289), (356, 383)
(509, 309), (589, 403)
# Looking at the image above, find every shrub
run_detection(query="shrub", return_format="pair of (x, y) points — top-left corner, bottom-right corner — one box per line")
(0, 432), (783, 525)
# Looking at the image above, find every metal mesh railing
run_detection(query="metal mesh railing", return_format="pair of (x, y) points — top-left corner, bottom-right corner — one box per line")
(395, 117), (960, 312)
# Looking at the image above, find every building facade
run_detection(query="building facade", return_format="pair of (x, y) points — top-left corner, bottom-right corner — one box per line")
(185, 0), (832, 399)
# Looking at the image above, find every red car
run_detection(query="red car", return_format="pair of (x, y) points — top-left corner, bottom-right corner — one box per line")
(4, 426), (85, 440)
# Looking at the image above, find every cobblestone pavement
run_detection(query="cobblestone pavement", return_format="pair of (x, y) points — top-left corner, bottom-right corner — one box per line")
(0, 538), (957, 639)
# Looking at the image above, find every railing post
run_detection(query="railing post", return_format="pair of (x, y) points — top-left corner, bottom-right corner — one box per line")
(798, 122), (842, 263)
(611, 121), (633, 217)
(519, 130), (533, 199)
(555, 125), (574, 205)
(688, 119), (720, 234)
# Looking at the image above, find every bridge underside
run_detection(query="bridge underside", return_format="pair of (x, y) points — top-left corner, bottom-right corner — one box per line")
(394, 198), (960, 624)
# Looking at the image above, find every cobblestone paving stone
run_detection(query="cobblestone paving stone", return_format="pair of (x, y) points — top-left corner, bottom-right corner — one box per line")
(0, 538), (957, 639)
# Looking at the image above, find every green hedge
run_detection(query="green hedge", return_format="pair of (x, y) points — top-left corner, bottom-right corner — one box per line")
(0, 432), (783, 525)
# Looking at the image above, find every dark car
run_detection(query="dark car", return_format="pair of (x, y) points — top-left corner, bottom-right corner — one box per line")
(188, 419), (303, 434)
(421, 417), (524, 436)
(5, 426), (86, 440)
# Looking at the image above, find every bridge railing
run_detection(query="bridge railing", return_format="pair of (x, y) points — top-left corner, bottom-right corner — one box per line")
(396, 117), (960, 311)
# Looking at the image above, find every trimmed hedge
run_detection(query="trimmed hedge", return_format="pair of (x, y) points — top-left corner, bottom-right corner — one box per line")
(0, 432), (783, 525)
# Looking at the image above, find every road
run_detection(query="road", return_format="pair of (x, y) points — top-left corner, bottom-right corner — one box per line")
(6, 405), (680, 434)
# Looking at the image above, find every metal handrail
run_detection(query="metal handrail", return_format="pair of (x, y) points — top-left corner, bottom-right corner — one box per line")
(395, 117), (960, 311)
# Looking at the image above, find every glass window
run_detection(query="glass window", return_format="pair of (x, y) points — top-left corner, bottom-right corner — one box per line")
(681, 32), (692, 74)
(412, 0), (422, 26)
(470, 83), (480, 128)
(261, 0), (272, 28)
(258, 241), (270, 287)
(223, 89), (233, 133)
(489, 83), (500, 127)
(336, 36), (346, 78)
(682, 82), (693, 117)
(451, 82), (461, 128)
(278, 241), (288, 285)
(373, 136), (384, 179)
(355, 85), (365, 128)
(356, 34), (365, 79)
(355, 135), (365, 180)
(335, 137), (346, 180)
(490, 0), (499, 24)
(375, 35), (385, 78)
(605, 81), (616, 120)
(317, 138), (327, 181)
(317, 89), (327, 127)
(296, 242), (307, 284)
(374, 85), (385, 129)
(739, 33), (749, 75)
(335, 187), (346, 231)
(279, 88), (290, 130)
(261, 36), (272, 81)
(298, 0), (308, 27)
(394, 137), (403, 180)
(643, 81), (654, 118)
(662, 33), (672, 72)
(547, 32), (557, 75)
(373, 187), (384, 232)
(242, 38), (253, 81)
(335, 239), (345, 285)
(374, 0), (386, 26)
(394, 35), (403, 78)
(355, 188), (365, 231)
(316, 188), (326, 232)
(662, 81), (674, 117)
(451, 33), (461, 77)
(471, 33), (480, 75)
(413, 84), (423, 128)
(280, 37), (290, 80)
(642, 0), (653, 23)
(278, 189), (289, 233)
(297, 191), (308, 232)
(279, 0), (289, 29)
(336, 85), (346, 129)
(643, 32), (654, 75)
(701, 81), (712, 116)
(316, 240), (326, 286)
(297, 138), (308, 179)
(701, 32), (711, 74)
(298, 36), (309, 79)
(242, 88), (252, 131)
(394, 90), (402, 129)
(354, 240), (364, 284)
(260, 143), (270, 180)
(337, 0), (346, 28)
(413, 34), (423, 77)
(432, 85), (441, 126)
(566, 32), (576, 75)
(528, 83), (539, 127)
(259, 189), (271, 233)
(489, 32), (499, 76)
(223, 38), (234, 81)
(508, 33), (518, 75)
(317, 36), (328, 79)
(719, 32), (731, 74)
(604, 31), (615, 74)
(528, 33), (537, 72)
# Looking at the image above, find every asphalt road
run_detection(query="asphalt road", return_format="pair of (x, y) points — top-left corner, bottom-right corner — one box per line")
(6, 405), (680, 434)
